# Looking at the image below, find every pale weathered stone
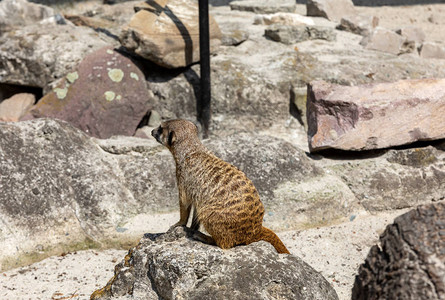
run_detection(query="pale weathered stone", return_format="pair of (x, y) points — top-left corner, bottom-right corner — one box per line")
(306, 0), (356, 22)
(120, 0), (222, 68)
(307, 79), (445, 152)
(396, 26), (426, 45)
(254, 12), (315, 26)
(336, 14), (379, 37)
(0, 0), (56, 31)
(220, 26), (249, 46)
(419, 42), (445, 59)
(91, 227), (339, 300)
(352, 202), (445, 300)
(265, 24), (336, 45)
(360, 27), (409, 55)
(230, 0), (296, 14)
(0, 93), (35, 122)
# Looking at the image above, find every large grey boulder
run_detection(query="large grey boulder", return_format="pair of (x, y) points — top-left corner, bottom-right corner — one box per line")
(91, 227), (339, 300)
(307, 79), (445, 152)
(0, 23), (117, 93)
(0, 0), (58, 31)
(352, 202), (445, 300)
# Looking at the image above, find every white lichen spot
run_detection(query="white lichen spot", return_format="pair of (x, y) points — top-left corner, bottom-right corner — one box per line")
(104, 91), (116, 101)
(116, 95), (122, 101)
(54, 87), (68, 100)
(130, 72), (139, 81)
(106, 49), (114, 55)
(108, 68), (124, 82)
(66, 71), (79, 83)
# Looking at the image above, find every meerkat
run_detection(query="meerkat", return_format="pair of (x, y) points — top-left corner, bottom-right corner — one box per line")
(151, 119), (290, 254)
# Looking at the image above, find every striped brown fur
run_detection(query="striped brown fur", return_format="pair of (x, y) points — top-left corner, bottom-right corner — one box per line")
(151, 119), (289, 254)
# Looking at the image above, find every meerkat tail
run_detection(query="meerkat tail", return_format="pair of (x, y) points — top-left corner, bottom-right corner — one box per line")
(258, 227), (290, 254)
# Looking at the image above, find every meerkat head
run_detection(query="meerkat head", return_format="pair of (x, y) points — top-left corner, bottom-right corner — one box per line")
(151, 119), (199, 149)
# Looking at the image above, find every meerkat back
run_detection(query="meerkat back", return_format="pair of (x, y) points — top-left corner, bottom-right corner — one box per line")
(151, 119), (290, 254)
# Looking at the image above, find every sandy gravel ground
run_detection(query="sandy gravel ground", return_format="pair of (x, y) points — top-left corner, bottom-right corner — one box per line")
(0, 209), (409, 300)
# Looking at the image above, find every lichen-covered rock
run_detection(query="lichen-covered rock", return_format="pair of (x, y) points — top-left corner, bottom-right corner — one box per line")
(91, 227), (339, 300)
(352, 202), (445, 300)
(120, 0), (222, 68)
(21, 46), (153, 139)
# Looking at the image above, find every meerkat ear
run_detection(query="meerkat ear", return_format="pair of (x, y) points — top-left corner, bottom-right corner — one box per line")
(168, 131), (176, 146)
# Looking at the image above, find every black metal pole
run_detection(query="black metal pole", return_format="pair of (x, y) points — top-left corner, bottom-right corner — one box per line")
(198, 0), (211, 138)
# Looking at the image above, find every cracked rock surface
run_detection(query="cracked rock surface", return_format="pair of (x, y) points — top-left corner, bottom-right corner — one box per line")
(91, 226), (339, 300)
(352, 202), (445, 300)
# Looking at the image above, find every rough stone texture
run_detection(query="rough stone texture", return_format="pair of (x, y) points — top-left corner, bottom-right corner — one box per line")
(360, 27), (412, 55)
(0, 119), (138, 270)
(325, 146), (445, 212)
(254, 12), (315, 26)
(220, 25), (249, 46)
(352, 202), (445, 300)
(91, 227), (339, 300)
(307, 79), (445, 152)
(230, 0), (296, 14)
(396, 26), (426, 46)
(0, 0), (57, 31)
(306, 0), (356, 22)
(0, 93), (35, 122)
(336, 14), (379, 37)
(120, 0), (222, 68)
(420, 42), (445, 59)
(0, 23), (116, 93)
(265, 24), (336, 45)
(21, 47), (153, 139)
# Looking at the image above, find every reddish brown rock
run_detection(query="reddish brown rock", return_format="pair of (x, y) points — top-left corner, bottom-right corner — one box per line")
(21, 47), (153, 139)
(307, 79), (445, 152)
(0, 93), (35, 122)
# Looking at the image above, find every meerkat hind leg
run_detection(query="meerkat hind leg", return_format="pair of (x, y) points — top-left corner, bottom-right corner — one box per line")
(191, 231), (216, 246)
(190, 207), (200, 231)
